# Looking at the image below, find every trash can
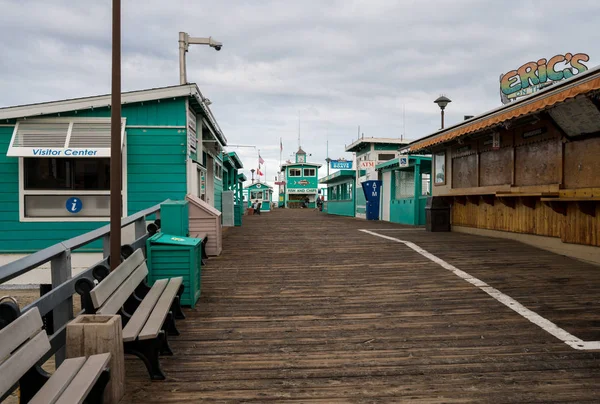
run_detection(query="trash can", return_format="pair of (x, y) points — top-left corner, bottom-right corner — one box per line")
(159, 200), (189, 237)
(425, 196), (451, 232)
(146, 233), (202, 308)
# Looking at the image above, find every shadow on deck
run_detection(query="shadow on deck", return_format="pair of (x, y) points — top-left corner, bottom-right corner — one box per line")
(122, 209), (600, 402)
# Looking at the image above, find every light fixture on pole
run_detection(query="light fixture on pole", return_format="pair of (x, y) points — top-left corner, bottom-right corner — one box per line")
(178, 32), (223, 85)
(250, 169), (255, 184)
(325, 157), (331, 176)
(434, 95), (452, 129)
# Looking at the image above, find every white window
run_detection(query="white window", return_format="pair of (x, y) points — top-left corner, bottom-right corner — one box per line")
(434, 152), (446, 185)
(215, 161), (223, 180)
(289, 168), (301, 177)
(11, 118), (127, 222)
(303, 168), (315, 177)
(395, 170), (415, 199)
(250, 190), (263, 200)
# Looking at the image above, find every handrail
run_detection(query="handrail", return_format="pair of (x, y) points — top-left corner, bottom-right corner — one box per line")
(0, 202), (163, 284)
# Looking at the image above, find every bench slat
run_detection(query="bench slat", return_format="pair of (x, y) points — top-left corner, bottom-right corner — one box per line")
(122, 279), (169, 342)
(138, 277), (183, 341)
(90, 249), (145, 309)
(28, 357), (86, 404)
(0, 307), (43, 366)
(54, 353), (111, 404)
(97, 262), (148, 315)
(0, 330), (51, 398)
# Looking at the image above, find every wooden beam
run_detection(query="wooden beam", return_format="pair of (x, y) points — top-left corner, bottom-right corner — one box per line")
(454, 195), (467, 205)
(521, 196), (537, 209)
(497, 197), (516, 209)
(543, 200), (567, 216)
(467, 195), (480, 205)
(577, 201), (597, 217)
(481, 195), (494, 206)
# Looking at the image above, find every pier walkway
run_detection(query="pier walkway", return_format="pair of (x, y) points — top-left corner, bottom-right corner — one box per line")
(121, 209), (600, 402)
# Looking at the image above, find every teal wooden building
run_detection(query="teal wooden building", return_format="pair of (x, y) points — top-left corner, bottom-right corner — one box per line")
(223, 152), (244, 226)
(319, 170), (356, 217)
(245, 182), (273, 212)
(0, 83), (231, 253)
(281, 147), (321, 208)
(375, 155), (432, 225)
(345, 137), (409, 218)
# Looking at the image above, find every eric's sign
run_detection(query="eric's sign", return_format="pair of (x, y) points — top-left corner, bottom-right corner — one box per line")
(500, 53), (590, 104)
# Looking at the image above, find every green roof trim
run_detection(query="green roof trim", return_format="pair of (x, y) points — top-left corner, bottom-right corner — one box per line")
(237, 173), (247, 182)
(319, 170), (356, 184)
(375, 155), (432, 171)
(224, 151), (243, 169)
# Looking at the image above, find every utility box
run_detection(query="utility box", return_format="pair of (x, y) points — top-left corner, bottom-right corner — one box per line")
(160, 200), (189, 237)
(186, 193), (223, 256)
(146, 233), (202, 308)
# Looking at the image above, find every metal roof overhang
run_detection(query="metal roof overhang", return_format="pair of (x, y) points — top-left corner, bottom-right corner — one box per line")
(407, 66), (600, 153)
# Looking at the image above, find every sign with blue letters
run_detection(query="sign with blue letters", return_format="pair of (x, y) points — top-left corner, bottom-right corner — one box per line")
(361, 180), (382, 220)
(330, 160), (353, 169)
(66, 197), (83, 214)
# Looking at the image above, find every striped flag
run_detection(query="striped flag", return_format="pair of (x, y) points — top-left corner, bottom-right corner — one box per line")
(259, 155), (265, 165)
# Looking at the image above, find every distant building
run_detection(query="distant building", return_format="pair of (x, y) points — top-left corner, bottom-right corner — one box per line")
(280, 147), (321, 208)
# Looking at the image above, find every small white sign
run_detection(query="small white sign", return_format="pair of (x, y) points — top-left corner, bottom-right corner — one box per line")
(398, 157), (409, 167)
(288, 188), (318, 194)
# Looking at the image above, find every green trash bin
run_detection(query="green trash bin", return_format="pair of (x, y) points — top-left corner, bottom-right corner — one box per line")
(146, 233), (202, 308)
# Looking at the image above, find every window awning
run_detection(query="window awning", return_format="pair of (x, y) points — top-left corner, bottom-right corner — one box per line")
(6, 117), (126, 157)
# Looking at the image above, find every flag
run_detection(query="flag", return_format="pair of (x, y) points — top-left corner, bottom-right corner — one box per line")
(259, 155), (265, 165)
(258, 169), (264, 176)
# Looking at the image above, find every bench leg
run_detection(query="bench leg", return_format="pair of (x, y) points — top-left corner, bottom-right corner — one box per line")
(19, 365), (51, 403)
(85, 369), (111, 404)
(160, 331), (174, 356)
(162, 311), (180, 337)
(172, 286), (186, 320)
(125, 334), (166, 381)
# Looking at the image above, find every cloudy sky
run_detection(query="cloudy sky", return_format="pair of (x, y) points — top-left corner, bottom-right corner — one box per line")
(1, 0), (599, 188)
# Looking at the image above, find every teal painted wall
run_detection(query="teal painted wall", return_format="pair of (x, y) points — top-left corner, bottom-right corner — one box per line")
(285, 164), (319, 190)
(390, 198), (417, 225)
(0, 98), (188, 253)
(374, 144), (401, 151)
(326, 201), (355, 217)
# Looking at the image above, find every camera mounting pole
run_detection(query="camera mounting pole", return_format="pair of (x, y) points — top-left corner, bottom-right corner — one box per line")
(178, 32), (223, 85)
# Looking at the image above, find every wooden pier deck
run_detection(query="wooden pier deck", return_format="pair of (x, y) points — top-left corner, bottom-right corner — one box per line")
(122, 209), (600, 403)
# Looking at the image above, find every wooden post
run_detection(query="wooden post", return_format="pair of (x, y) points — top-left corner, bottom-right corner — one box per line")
(50, 250), (73, 367)
(66, 315), (125, 404)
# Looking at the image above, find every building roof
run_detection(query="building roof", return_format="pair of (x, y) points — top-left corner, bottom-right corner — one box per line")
(345, 137), (411, 153)
(245, 181), (273, 190)
(297, 146), (306, 154)
(375, 155), (431, 171)
(224, 152), (243, 169)
(319, 170), (356, 184)
(281, 162), (322, 168)
(407, 64), (600, 153)
(237, 173), (247, 182)
(0, 83), (228, 147)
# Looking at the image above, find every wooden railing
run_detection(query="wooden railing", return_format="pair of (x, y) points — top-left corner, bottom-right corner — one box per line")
(0, 202), (165, 367)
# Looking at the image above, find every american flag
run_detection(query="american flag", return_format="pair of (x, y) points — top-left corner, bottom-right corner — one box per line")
(259, 155), (265, 165)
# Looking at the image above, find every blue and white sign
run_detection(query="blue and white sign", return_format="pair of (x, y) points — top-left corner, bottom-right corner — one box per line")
(66, 197), (83, 214)
(330, 160), (353, 169)
(399, 156), (409, 167)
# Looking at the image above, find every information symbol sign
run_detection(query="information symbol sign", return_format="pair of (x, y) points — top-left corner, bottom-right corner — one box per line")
(66, 197), (83, 214)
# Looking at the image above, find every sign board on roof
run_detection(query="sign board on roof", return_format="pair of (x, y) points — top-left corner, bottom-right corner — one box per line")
(331, 160), (353, 169)
(499, 53), (590, 104)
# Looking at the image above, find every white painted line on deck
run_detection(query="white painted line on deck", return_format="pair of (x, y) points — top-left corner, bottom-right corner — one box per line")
(362, 228), (425, 231)
(359, 229), (600, 351)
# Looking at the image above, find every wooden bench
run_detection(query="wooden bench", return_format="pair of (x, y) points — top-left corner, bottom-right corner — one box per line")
(0, 306), (111, 404)
(75, 248), (185, 380)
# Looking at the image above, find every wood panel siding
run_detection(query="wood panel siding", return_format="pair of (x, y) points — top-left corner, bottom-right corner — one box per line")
(479, 147), (512, 186)
(515, 140), (560, 186)
(561, 203), (600, 246)
(452, 154), (478, 189)
(564, 137), (600, 189)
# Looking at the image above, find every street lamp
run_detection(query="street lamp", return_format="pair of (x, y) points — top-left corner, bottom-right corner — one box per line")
(325, 157), (331, 176)
(434, 95), (452, 129)
(250, 169), (255, 184)
(178, 32), (223, 85)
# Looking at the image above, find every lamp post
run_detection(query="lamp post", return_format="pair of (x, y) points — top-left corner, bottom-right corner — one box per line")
(434, 95), (452, 129)
(325, 157), (331, 176)
(178, 32), (223, 85)
(109, 0), (122, 271)
(250, 169), (255, 184)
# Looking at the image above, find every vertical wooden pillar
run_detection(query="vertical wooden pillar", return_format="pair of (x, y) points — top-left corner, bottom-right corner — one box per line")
(413, 161), (422, 226)
(66, 315), (125, 404)
(50, 250), (73, 367)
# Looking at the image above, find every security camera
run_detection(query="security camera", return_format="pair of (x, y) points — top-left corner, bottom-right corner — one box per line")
(214, 45), (222, 51)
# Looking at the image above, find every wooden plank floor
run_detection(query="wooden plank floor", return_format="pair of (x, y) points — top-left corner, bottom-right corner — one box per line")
(122, 209), (600, 403)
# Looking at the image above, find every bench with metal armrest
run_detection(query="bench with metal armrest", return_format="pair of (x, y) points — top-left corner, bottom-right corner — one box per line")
(75, 248), (185, 380)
